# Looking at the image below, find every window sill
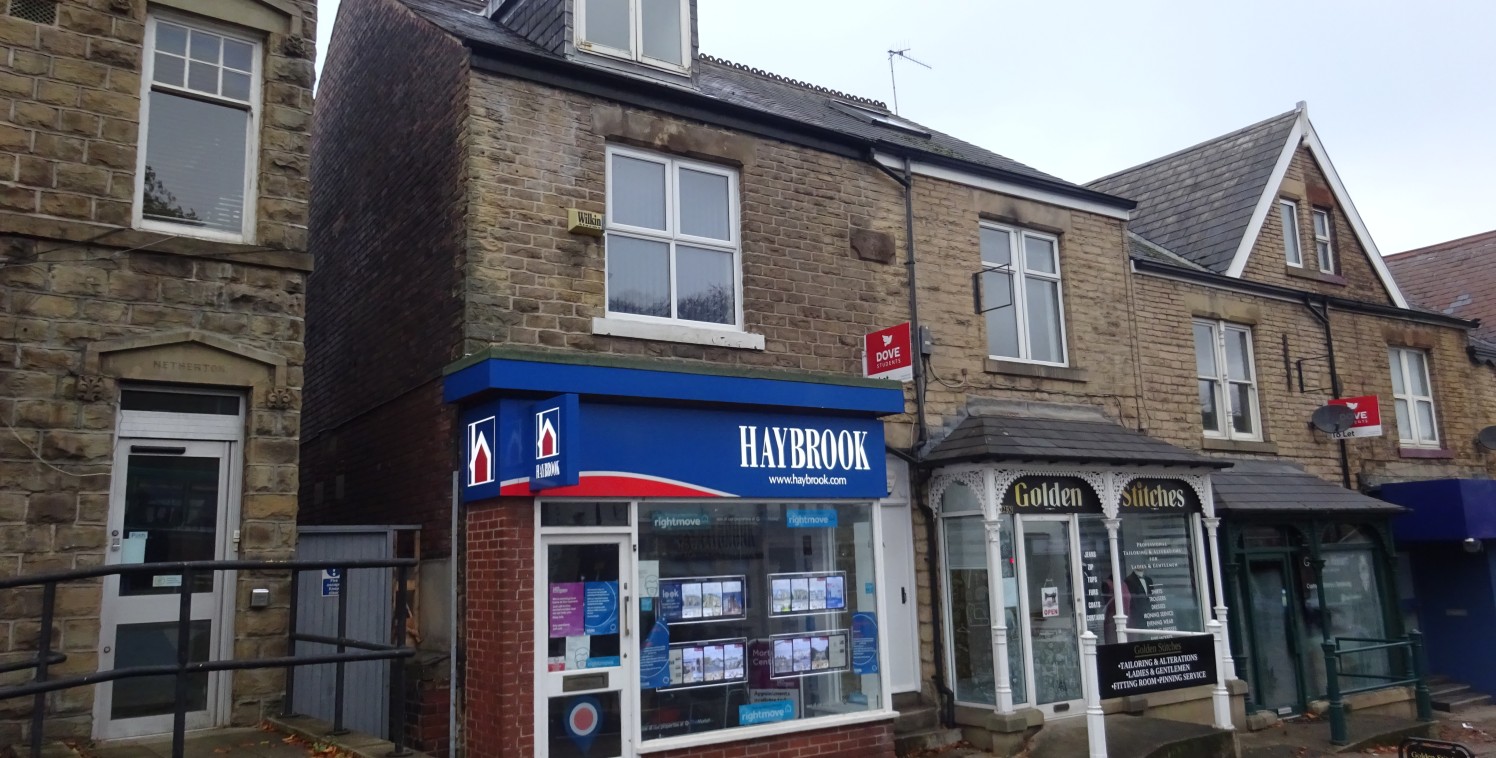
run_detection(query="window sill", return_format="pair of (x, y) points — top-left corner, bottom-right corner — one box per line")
(1201, 437), (1277, 454)
(1398, 446), (1453, 459)
(635, 709), (895, 754)
(591, 317), (765, 350)
(1285, 266), (1347, 286)
(984, 359), (1086, 383)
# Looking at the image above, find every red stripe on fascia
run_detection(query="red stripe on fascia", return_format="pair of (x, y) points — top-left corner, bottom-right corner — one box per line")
(498, 475), (726, 498)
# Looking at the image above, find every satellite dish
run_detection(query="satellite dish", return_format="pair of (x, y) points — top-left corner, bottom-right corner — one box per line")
(1477, 426), (1496, 450)
(1310, 404), (1357, 434)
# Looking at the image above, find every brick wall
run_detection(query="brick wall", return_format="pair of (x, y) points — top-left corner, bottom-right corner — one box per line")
(301, 0), (469, 559)
(462, 498), (535, 755)
(1242, 146), (1395, 305)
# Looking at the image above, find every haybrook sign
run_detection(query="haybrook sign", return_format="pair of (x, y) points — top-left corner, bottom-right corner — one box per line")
(737, 426), (873, 472)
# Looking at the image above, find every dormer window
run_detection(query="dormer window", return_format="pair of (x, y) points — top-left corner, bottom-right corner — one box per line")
(579, 0), (688, 71)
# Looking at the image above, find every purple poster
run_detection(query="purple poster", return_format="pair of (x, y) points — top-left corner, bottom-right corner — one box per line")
(550, 582), (584, 637)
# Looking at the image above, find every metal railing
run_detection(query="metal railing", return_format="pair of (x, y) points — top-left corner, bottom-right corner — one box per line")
(1323, 631), (1433, 746)
(0, 558), (418, 758)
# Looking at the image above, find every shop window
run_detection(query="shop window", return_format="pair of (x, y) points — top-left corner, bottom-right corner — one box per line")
(942, 513), (1024, 707)
(605, 146), (741, 328)
(1303, 524), (1391, 696)
(1389, 347), (1439, 447)
(940, 480), (981, 514)
(635, 502), (880, 742)
(139, 14), (260, 242)
(979, 222), (1067, 366)
(578, 0), (689, 71)
(1117, 513), (1203, 634)
(1194, 319), (1261, 441)
(540, 501), (631, 527)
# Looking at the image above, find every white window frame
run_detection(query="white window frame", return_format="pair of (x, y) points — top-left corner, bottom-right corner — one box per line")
(603, 145), (742, 331)
(134, 12), (261, 244)
(576, 0), (691, 73)
(1312, 208), (1336, 274)
(1194, 319), (1262, 441)
(1279, 199), (1302, 267)
(1389, 347), (1439, 447)
(979, 222), (1068, 367)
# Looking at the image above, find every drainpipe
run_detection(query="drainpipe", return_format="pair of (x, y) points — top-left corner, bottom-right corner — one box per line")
(1304, 296), (1352, 489)
(870, 150), (952, 724)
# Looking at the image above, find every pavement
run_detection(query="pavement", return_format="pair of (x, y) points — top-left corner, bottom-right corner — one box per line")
(1237, 703), (1496, 758)
(71, 727), (344, 758)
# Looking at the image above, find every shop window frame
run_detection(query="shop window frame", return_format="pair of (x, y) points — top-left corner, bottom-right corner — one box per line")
(532, 498), (893, 752)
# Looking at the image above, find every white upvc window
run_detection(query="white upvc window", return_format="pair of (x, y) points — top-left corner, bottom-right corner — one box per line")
(135, 14), (260, 243)
(979, 223), (1067, 365)
(1312, 208), (1337, 274)
(577, 0), (689, 71)
(1194, 319), (1261, 440)
(1279, 199), (1302, 267)
(604, 146), (741, 329)
(1389, 347), (1439, 446)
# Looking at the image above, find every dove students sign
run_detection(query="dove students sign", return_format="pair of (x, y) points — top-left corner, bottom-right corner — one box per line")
(1328, 395), (1384, 439)
(865, 323), (914, 382)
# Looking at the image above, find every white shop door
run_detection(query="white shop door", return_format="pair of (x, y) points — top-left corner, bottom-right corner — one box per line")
(880, 461), (920, 693)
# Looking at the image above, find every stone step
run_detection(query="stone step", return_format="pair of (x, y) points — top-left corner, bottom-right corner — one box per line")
(1428, 682), (1472, 698)
(1435, 693), (1493, 713)
(893, 704), (939, 734)
(893, 727), (965, 757)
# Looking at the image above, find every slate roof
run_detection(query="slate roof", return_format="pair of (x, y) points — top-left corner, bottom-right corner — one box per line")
(1212, 459), (1404, 514)
(1386, 230), (1496, 343)
(398, 0), (1125, 202)
(1086, 109), (1300, 273)
(925, 414), (1224, 467)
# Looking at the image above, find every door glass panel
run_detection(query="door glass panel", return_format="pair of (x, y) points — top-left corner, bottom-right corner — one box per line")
(1023, 520), (1080, 705)
(547, 544), (622, 672)
(122, 455), (220, 595)
(548, 690), (623, 758)
(111, 620), (211, 719)
(1246, 560), (1299, 712)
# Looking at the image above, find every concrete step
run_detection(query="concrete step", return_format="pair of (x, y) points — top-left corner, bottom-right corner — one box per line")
(1428, 682), (1472, 698)
(1024, 715), (1234, 758)
(1435, 693), (1493, 713)
(893, 704), (939, 734)
(893, 727), (965, 757)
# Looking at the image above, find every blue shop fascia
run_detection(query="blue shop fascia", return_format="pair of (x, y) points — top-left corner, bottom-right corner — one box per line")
(443, 348), (909, 747)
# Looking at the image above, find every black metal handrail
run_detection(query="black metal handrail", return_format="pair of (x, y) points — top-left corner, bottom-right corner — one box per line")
(0, 558), (418, 758)
(1323, 631), (1433, 746)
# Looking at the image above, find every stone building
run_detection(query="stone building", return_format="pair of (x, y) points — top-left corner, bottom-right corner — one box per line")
(0, 0), (314, 745)
(306, 0), (1260, 755)
(1090, 104), (1494, 722)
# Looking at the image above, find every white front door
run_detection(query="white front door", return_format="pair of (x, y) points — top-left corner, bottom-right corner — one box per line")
(538, 534), (633, 758)
(879, 501), (919, 694)
(1015, 515), (1088, 718)
(95, 438), (237, 738)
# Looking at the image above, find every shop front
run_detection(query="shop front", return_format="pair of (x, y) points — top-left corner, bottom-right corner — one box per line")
(445, 351), (906, 758)
(923, 410), (1235, 737)
(1214, 460), (1406, 718)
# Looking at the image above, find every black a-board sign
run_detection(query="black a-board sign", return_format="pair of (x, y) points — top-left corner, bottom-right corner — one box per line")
(1095, 633), (1216, 699)
(1400, 738), (1475, 758)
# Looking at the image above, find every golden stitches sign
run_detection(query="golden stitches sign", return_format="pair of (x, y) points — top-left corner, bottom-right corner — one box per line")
(1002, 476), (1102, 514)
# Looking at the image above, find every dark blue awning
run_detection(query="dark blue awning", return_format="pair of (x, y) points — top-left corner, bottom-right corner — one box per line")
(1382, 479), (1496, 542)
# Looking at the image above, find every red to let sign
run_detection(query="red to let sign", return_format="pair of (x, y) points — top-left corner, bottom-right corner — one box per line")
(865, 323), (914, 382)
(1329, 395), (1383, 439)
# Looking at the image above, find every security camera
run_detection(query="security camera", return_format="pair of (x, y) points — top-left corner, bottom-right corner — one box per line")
(1464, 538), (1483, 554)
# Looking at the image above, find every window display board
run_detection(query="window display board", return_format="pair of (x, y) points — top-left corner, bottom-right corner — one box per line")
(662, 638), (748, 690)
(768, 571), (847, 616)
(658, 575), (746, 622)
(769, 630), (850, 678)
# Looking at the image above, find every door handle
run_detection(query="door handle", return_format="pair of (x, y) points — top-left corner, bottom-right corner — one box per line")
(623, 595), (631, 637)
(901, 587), (908, 605)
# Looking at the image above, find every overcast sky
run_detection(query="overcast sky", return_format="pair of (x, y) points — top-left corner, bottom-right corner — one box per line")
(315, 0), (1495, 253)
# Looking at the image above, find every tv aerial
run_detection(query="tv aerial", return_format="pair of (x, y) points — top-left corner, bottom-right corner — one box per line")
(887, 48), (931, 115)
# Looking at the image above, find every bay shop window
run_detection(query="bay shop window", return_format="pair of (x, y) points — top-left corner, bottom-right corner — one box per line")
(933, 470), (1223, 714)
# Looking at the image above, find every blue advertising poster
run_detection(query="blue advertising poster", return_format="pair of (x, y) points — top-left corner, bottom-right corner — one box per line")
(738, 700), (795, 726)
(583, 581), (619, 635)
(658, 581), (683, 621)
(639, 621), (671, 689)
(851, 612), (879, 675)
(786, 509), (838, 528)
